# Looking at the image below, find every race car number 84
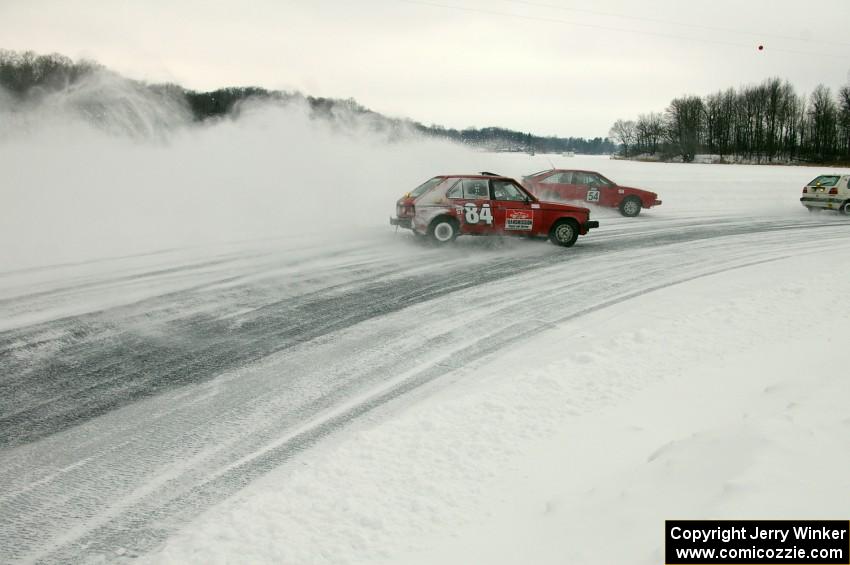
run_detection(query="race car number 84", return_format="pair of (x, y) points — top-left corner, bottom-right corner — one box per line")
(464, 203), (493, 224)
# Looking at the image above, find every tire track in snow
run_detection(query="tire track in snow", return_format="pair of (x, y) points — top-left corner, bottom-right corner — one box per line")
(0, 215), (839, 448)
(40, 252), (801, 564)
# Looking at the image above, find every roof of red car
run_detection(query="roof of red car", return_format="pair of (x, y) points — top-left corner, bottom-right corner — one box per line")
(530, 168), (605, 175)
(435, 173), (514, 180)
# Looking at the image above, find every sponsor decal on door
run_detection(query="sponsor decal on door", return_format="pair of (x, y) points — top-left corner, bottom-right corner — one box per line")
(505, 209), (533, 231)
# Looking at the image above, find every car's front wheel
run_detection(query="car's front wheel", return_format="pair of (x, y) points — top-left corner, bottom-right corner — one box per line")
(427, 217), (459, 244)
(549, 219), (579, 247)
(619, 197), (642, 217)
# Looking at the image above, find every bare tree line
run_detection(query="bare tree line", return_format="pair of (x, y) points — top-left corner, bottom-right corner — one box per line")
(610, 77), (850, 164)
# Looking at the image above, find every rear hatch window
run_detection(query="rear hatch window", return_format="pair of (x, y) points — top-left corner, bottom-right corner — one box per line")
(807, 175), (840, 187)
(410, 177), (444, 198)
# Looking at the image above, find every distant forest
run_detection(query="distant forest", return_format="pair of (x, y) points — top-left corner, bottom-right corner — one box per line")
(610, 77), (850, 164)
(0, 50), (614, 154)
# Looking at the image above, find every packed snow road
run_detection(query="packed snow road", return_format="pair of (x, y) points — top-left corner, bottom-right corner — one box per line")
(0, 211), (847, 562)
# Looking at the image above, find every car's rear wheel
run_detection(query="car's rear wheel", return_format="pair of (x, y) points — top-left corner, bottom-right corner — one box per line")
(428, 217), (459, 244)
(619, 197), (642, 217)
(549, 219), (579, 247)
(840, 201), (850, 215)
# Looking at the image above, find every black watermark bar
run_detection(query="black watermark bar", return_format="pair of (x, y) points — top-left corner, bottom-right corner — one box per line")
(666, 520), (849, 564)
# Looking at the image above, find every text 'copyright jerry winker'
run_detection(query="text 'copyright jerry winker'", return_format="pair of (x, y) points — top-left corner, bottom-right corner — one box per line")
(665, 520), (849, 564)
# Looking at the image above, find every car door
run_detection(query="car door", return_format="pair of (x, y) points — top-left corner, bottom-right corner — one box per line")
(572, 171), (596, 203)
(491, 180), (537, 235)
(448, 179), (496, 235)
(584, 172), (616, 206)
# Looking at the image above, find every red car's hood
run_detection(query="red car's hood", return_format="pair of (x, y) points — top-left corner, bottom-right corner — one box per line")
(617, 185), (658, 198)
(533, 201), (590, 215)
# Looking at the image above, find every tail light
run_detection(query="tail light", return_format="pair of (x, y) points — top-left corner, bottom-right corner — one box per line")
(802, 187), (808, 193)
(829, 187), (838, 195)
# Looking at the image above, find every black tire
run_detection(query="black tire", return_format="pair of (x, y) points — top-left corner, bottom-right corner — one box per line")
(619, 197), (642, 217)
(549, 219), (580, 247)
(427, 216), (459, 244)
(840, 201), (850, 215)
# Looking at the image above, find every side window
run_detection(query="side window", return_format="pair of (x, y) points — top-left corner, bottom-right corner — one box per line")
(540, 172), (574, 184)
(462, 179), (490, 200)
(492, 180), (528, 201)
(574, 172), (593, 185)
(587, 174), (611, 187)
(446, 180), (463, 199)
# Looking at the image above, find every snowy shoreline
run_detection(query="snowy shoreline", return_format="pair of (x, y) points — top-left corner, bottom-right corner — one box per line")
(611, 154), (850, 168)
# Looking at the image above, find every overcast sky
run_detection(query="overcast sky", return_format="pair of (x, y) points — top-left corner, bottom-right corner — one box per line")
(2, 0), (849, 137)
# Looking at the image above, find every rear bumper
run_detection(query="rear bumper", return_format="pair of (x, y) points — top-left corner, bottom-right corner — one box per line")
(390, 216), (412, 229)
(801, 196), (842, 209)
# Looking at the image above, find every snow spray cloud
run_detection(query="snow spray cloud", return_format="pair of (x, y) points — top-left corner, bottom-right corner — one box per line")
(0, 77), (496, 271)
(0, 70), (192, 140)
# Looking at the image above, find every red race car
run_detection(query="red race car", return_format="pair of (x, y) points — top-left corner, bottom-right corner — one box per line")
(523, 169), (662, 217)
(390, 173), (599, 247)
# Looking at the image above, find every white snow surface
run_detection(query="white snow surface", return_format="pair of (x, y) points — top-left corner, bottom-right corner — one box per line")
(132, 156), (850, 564)
(143, 254), (850, 565)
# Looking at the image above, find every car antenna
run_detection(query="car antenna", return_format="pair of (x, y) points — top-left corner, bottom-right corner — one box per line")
(546, 156), (556, 171)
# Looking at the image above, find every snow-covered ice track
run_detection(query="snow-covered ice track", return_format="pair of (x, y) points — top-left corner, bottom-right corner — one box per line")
(0, 216), (831, 449)
(1, 215), (847, 563)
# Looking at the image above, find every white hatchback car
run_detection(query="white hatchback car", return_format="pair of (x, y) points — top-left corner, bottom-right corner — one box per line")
(800, 174), (850, 214)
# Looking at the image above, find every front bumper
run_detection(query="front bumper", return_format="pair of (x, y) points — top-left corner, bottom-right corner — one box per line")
(653, 199), (663, 206)
(584, 220), (600, 230)
(390, 216), (412, 229)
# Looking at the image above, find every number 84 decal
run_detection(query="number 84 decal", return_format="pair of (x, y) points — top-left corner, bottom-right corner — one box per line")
(462, 203), (493, 224)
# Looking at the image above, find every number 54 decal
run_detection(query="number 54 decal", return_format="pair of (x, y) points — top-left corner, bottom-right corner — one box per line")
(463, 203), (493, 224)
(586, 190), (600, 202)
